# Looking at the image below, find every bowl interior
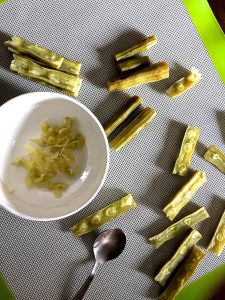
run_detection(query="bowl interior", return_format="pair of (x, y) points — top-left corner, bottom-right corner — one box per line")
(0, 92), (109, 220)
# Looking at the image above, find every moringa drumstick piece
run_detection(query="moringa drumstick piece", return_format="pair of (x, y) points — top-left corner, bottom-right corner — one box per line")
(173, 126), (200, 176)
(117, 56), (150, 73)
(163, 171), (206, 221)
(165, 67), (202, 98)
(160, 246), (206, 300)
(204, 145), (225, 174)
(155, 230), (202, 286)
(5, 35), (64, 69)
(103, 96), (143, 137)
(114, 35), (157, 61)
(208, 210), (225, 256)
(70, 194), (137, 236)
(149, 207), (209, 249)
(10, 55), (82, 97)
(6, 36), (81, 75)
(109, 107), (156, 151)
(107, 62), (169, 92)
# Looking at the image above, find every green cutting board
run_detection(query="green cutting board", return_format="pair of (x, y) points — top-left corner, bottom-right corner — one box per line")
(183, 0), (225, 85)
(0, 274), (15, 300)
(175, 263), (225, 300)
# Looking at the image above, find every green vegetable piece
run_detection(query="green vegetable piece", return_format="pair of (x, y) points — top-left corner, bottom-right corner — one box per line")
(70, 194), (137, 236)
(7, 47), (54, 68)
(163, 171), (206, 221)
(105, 206), (117, 217)
(165, 67), (202, 99)
(7, 47), (20, 55)
(91, 214), (102, 224)
(208, 210), (225, 256)
(117, 56), (150, 73)
(5, 35), (64, 69)
(10, 55), (82, 97)
(204, 145), (225, 173)
(109, 107), (157, 152)
(160, 246), (206, 300)
(30, 76), (82, 97)
(107, 62), (169, 92)
(7, 46), (81, 76)
(120, 195), (134, 207)
(155, 229), (202, 286)
(103, 96), (143, 137)
(173, 126), (200, 176)
(114, 35), (157, 61)
(149, 207), (209, 249)
(59, 58), (81, 76)
(78, 221), (88, 234)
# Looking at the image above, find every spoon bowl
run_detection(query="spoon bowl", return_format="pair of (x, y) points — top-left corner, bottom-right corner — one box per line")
(93, 228), (126, 264)
(73, 228), (126, 300)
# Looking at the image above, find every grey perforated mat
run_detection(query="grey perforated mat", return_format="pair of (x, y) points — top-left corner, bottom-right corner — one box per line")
(0, 0), (225, 299)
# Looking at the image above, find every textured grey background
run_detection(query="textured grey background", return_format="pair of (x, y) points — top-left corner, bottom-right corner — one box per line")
(0, 0), (225, 299)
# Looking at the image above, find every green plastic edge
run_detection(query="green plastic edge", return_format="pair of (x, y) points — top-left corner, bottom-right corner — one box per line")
(175, 263), (225, 300)
(0, 274), (15, 300)
(183, 0), (225, 85)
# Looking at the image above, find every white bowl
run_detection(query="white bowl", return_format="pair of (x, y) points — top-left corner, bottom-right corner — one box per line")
(0, 92), (109, 221)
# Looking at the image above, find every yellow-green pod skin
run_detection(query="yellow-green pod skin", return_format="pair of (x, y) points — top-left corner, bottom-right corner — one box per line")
(70, 194), (137, 237)
(155, 230), (202, 286)
(31, 76), (82, 97)
(163, 171), (206, 221)
(109, 107), (157, 152)
(117, 56), (150, 73)
(5, 35), (64, 69)
(160, 246), (206, 300)
(7, 46), (20, 55)
(149, 207), (209, 249)
(208, 210), (225, 256)
(204, 145), (225, 174)
(7, 40), (81, 76)
(107, 62), (169, 92)
(30, 76), (82, 97)
(114, 35), (157, 61)
(104, 96), (143, 137)
(166, 67), (202, 99)
(10, 55), (82, 97)
(59, 58), (81, 76)
(173, 126), (200, 176)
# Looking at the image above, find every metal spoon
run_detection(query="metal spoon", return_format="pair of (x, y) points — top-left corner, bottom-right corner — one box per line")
(73, 228), (126, 300)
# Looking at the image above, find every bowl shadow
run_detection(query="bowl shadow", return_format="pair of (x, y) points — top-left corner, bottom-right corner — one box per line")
(0, 79), (28, 104)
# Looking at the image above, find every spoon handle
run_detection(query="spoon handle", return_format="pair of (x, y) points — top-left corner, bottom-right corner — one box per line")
(73, 261), (100, 300)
